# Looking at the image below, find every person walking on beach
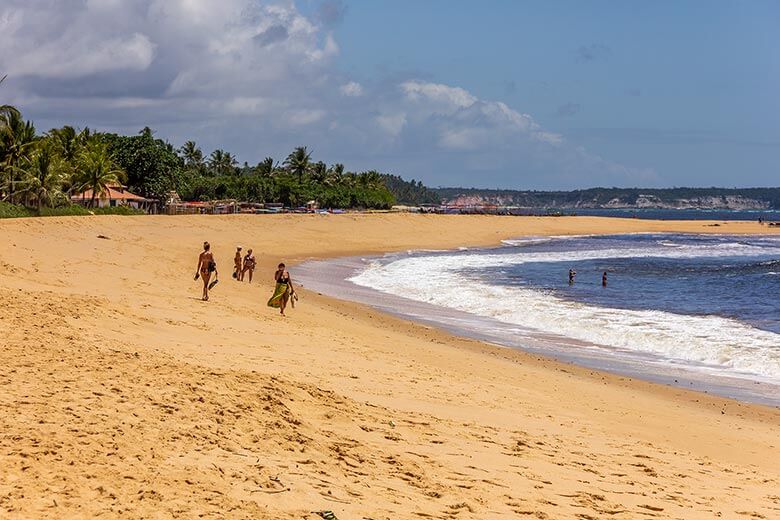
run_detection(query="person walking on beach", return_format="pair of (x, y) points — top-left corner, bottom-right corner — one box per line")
(268, 262), (295, 316)
(195, 241), (217, 301)
(233, 246), (243, 280)
(240, 248), (256, 282)
(602, 271), (608, 287)
(568, 269), (576, 285)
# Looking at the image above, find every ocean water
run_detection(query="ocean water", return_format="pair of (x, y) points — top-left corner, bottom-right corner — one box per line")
(343, 234), (780, 397)
(554, 208), (780, 221)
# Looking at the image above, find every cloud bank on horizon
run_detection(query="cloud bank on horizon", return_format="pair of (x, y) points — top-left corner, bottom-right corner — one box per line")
(0, 0), (671, 189)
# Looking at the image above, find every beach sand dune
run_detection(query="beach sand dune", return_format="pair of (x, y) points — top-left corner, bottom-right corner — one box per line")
(0, 214), (778, 519)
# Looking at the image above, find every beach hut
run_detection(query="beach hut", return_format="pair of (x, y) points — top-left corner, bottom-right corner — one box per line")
(71, 184), (157, 213)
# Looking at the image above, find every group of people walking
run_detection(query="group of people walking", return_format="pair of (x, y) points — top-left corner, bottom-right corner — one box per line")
(233, 246), (256, 282)
(195, 241), (296, 315)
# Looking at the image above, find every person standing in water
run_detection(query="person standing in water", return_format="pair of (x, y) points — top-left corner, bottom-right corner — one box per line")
(268, 262), (295, 315)
(568, 269), (576, 285)
(195, 241), (216, 301)
(602, 271), (608, 287)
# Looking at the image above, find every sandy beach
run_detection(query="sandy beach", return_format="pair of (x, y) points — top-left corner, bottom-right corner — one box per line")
(0, 213), (778, 519)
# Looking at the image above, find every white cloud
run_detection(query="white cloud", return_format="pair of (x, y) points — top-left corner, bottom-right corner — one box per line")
(0, 4), (156, 79)
(24, 32), (155, 79)
(339, 81), (364, 97)
(285, 109), (326, 127)
(534, 131), (564, 145)
(106, 97), (167, 109)
(0, 1), (651, 188)
(438, 128), (488, 150)
(401, 80), (477, 110)
(375, 112), (407, 136)
(397, 80), (564, 149)
(223, 96), (283, 115)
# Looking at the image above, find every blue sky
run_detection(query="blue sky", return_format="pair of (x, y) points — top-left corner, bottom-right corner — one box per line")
(2, 0), (778, 188)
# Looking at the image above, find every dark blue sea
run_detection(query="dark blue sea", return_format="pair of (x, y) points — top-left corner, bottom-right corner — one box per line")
(487, 234), (780, 335)
(350, 233), (780, 384)
(554, 208), (780, 221)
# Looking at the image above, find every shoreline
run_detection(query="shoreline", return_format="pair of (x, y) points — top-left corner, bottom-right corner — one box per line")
(1, 214), (779, 518)
(295, 249), (780, 406)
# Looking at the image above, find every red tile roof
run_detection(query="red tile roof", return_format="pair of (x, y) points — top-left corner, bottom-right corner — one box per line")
(71, 186), (150, 202)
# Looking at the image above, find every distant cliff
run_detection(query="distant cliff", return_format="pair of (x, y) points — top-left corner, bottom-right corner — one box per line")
(434, 188), (780, 210)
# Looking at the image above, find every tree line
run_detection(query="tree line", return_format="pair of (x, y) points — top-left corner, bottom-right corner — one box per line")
(0, 106), (125, 209)
(0, 105), (435, 212)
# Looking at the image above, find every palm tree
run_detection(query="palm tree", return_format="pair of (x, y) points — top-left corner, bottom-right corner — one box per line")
(48, 125), (84, 163)
(256, 156), (276, 177)
(0, 106), (37, 203)
(179, 140), (204, 169)
(342, 172), (357, 188)
(284, 146), (311, 184)
(224, 152), (238, 175)
(47, 126), (86, 194)
(17, 142), (68, 209)
(311, 161), (328, 183)
(325, 163), (344, 187)
(359, 170), (382, 188)
(208, 149), (237, 176)
(76, 138), (125, 208)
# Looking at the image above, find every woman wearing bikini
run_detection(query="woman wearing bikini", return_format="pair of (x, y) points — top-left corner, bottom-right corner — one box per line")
(241, 248), (256, 282)
(195, 241), (217, 301)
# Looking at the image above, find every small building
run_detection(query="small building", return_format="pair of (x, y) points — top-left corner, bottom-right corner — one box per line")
(166, 201), (212, 215)
(71, 185), (156, 213)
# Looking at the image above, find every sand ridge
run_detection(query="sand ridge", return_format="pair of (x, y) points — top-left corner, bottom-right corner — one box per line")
(0, 214), (778, 519)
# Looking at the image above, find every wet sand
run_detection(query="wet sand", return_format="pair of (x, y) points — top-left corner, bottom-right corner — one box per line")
(294, 254), (780, 405)
(0, 214), (778, 519)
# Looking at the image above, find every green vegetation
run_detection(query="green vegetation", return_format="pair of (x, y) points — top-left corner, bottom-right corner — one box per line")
(1, 105), (127, 211)
(177, 146), (395, 209)
(101, 127), (182, 202)
(1, 106), (399, 215)
(0, 200), (32, 218)
(0, 200), (143, 218)
(380, 174), (441, 205)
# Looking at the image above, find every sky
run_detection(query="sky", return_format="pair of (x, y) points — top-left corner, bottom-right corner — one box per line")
(1, 0), (778, 189)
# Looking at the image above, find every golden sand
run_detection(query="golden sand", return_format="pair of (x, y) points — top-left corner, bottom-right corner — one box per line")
(0, 214), (778, 519)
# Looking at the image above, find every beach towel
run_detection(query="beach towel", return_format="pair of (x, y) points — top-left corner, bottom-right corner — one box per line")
(267, 282), (288, 308)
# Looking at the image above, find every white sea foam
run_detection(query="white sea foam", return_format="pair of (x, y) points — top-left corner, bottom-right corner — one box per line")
(349, 239), (780, 380)
(501, 237), (555, 247)
(502, 234), (604, 246)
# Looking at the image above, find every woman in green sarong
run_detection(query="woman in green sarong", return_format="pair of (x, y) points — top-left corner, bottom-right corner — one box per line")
(268, 262), (295, 315)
